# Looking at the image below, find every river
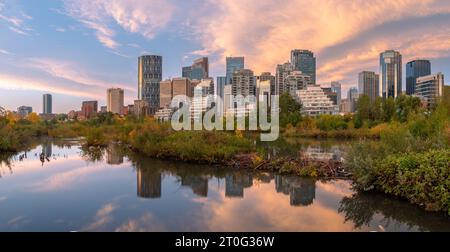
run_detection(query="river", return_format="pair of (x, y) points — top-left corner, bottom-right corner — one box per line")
(0, 138), (448, 232)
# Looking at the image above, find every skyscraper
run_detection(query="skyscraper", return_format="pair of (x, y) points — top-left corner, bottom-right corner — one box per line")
(275, 62), (295, 95)
(182, 57), (209, 80)
(291, 49), (316, 84)
(348, 87), (358, 112)
(107, 88), (124, 115)
(216, 76), (227, 99)
(259, 72), (276, 96)
(284, 71), (311, 94)
(231, 69), (256, 97)
(159, 79), (173, 109)
(226, 57), (245, 84)
(380, 50), (402, 98)
(330, 82), (342, 106)
(406, 59), (431, 95)
(138, 55), (162, 114)
(415, 73), (444, 108)
(43, 94), (52, 114)
(358, 71), (380, 102)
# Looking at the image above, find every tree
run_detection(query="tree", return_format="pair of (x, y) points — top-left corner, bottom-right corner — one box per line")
(26, 112), (40, 123)
(382, 97), (395, 122)
(279, 93), (302, 128)
(395, 95), (421, 122)
(356, 95), (371, 121)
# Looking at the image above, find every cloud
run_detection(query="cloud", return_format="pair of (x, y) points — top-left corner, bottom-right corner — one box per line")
(0, 1), (33, 36)
(0, 49), (12, 55)
(82, 203), (116, 231)
(55, 27), (66, 32)
(26, 58), (134, 92)
(183, 0), (450, 90)
(64, 0), (175, 49)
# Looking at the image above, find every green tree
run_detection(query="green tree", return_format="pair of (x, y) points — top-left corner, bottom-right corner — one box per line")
(279, 93), (302, 128)
(382, 97), (395, 122)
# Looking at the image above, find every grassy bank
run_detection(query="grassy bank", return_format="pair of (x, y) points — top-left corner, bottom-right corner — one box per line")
(345, 103), (450, 215)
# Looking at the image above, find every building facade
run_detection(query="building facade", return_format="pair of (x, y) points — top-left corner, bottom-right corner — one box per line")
(231, 69), (256, 97)
(284, 71), (311, 94)
(259, 72), (276, 96)
(415, 73), (444, 108)
(43, 94), (52, 114)
(81, 101), (98, 120)
(17, 106), (33, 117)
(275, 62), (295, 95)
(107, 88), (124, 115)
(294, 85), (339, 116)
(406, 59), (431, 95)
(358, 71), (380, 101)
(183, 57), (209, 80)
(380, 50), (402, 98)
(347, 87), (359, 113)
(138, 55), (162, 114)
(330, 82), (342, 106)
(226, 57), (245, 84)
(291, 49), (316, 84)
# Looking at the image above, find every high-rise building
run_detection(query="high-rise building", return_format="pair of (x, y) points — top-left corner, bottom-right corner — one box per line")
(321, 87), (338, 106)
(173, 78), (193, 98)
(226, 57), (245, 84)
(415, 73), (444, 108)
(134, 100), (151, 118)
(43, 94), (52, 114)
(223, 85), (233, 115)
(231, 69), (256, 97)
(159, 80), (173, 109)
(284, 71), (312, 94)
(291, 49), (316, 84)
(348, 87), (358, 112)
(183, 57), (209, 80)
(216, 76), (227, 99)
(107, 88), (124, 115)
(259, 72), (276, 96)
(138, 55), (162, 114)
(358, 71), (380, 102)
(17, 106), (33, 117)
(81, 101), (98, 120)
(406, 59), (431, 95)
(275, 62), (295, 95)
(331, 82), (342, 106)
(380, 50), (402, 98)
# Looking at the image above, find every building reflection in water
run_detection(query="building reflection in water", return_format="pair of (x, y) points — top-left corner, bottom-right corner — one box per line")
(137, 167), (162, 199)
(275, 176), (316, 206)
(225, 173), (253, 198)
(181, 175), (209, 197)
(303, 146), (343, 161)
(106, 144), (124, 165)
(42, 142), (52, 158)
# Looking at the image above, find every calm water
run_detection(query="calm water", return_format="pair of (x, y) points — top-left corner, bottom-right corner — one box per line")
(0, 139), (449, 232)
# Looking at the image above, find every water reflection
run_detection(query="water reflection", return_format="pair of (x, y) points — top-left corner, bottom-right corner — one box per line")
(276, 176), (316, 206)
(0, 140), (449, 232)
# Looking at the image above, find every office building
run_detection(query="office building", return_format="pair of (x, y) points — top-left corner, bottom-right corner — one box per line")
(81, 101), (98, 120)
(159, 79), (173, 109)
(226, 57), (245, 84)
(183, 57), (209, 80)
(331, 82), (342, 106)
(107, 88), (124, 115)
(17, 106), (32, 117)
(138, 55), (162, 114)
(294, 85), (339, 116)
(347, 87), (358, 112)
(321, 87), (338, 106)
(415, 73), (444, 108)
(259, 72), (276, 96)
(291, 49), (316, 84)
(134, 100), (151, 118)
(284, 71), (312, 94)
(275, 62), (295, 95)
(358, 71), (380, 101)
(231, 69), (256, 97)
(43, 94), (52, 114)
(406, 59), (431, 95)
(380, 50), (402, 98)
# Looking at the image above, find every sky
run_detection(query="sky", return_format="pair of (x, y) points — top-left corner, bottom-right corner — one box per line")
(0, 0), (449, 113)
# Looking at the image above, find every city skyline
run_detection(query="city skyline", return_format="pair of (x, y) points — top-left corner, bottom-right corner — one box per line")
(1, 0), (450, 113)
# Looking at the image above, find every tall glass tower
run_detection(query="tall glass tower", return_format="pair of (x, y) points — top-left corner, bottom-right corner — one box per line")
(380, 50), (402, 98)
(138, 55), (162, 114)
(226, 57), (245, 84)
(406, 59), (431, 95)
(290, 49), (316, 84)
(43, 94), (52, 114)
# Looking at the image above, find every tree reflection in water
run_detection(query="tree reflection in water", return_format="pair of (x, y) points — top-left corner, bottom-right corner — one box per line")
(339, 192), (450, 232)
